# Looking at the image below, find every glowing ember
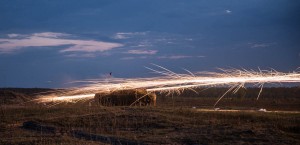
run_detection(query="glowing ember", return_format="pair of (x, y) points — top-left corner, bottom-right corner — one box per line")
(36, 65), (300, 106)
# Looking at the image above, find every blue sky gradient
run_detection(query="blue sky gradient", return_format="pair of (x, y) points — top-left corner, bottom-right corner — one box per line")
(0, 0), (299, 88)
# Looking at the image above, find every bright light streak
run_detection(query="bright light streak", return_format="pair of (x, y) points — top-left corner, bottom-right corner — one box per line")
(36, 65), (300, 106)
(38, 94), (95, 103)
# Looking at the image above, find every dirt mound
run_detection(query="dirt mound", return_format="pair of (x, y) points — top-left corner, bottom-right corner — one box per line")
(0, 88), (64, 105)
(0, 90), (31, 104)
(95, 89), (156, 106)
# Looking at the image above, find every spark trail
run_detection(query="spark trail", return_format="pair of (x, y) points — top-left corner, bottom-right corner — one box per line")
(36, 65), (300, 107)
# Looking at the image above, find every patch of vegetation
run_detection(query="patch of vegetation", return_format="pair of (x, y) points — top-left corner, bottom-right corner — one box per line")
(0, 87), (299, 144)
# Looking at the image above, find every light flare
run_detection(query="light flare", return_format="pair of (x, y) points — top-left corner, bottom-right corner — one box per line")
(36, 65), (300, 106)
(38, 94), (95, 103)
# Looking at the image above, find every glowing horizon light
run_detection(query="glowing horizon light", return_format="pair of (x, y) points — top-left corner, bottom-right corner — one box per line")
(35, 65), (300, 107)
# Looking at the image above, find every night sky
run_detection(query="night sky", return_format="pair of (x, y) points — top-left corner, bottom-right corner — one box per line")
(0, 0), (299, 88)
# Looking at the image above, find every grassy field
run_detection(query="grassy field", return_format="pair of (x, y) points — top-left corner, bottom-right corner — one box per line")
(0, 88), (299, 144)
